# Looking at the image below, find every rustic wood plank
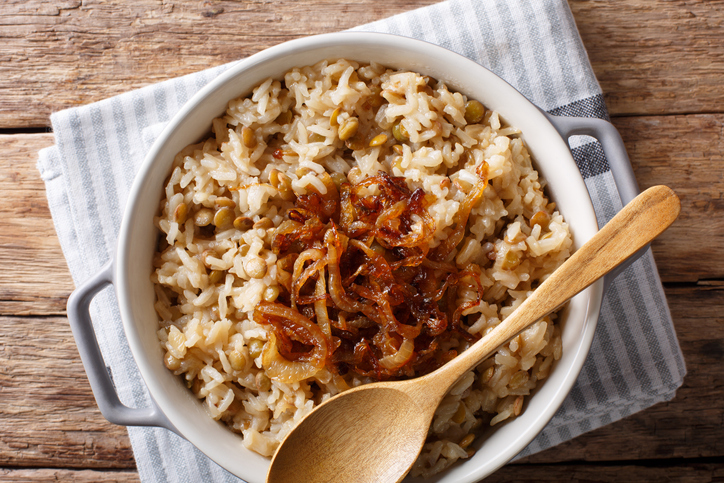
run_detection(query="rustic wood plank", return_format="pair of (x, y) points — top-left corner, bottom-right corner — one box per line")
(0, 315), (135, 469)
(520, 283), (724, 464)
(2, 0), (722, 479)
(2, 463), (724, 483)
(0, 134), (74, 315)
(0, 469), (139, 482)
(1, 113), (718, 317)
(615, 114), (724, 283)
(0, 0), (439, 129)
(496, 462), (724, 483)
(1, 283), (721, 469)
(2, 0), (723, 129)
(1, 80), (722, 472)
(569, 0), (724, 116)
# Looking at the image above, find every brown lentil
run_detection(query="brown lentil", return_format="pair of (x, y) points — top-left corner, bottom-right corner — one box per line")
(309, 132), (325, 143)
(275, 110), (292, 125)
(241, 126), (257, 148)
(194, 208), (214, 227)
(244, 257), (267, 279)
(269, 169), (294, 201)
(263, 286), (280, 302)
(366, 86), (384, 108)
(369, 133), (388, 147)
(229, 349), (246, 371)
(338, 117), (359, 141)
(173, 202), (188, 224)
(253, 217), (274, 230)
(208, 269), (225, 284)
(329, 107), (341, 127)
(459, 434), (475, 449)
(256, 372), (272, 392)
(464, 100), (485, 124)
(233, 216), (254, 231)
(215, 197), (236, 208)
(392, 122), (409, 142)
(501, 250), (521, 270)
(248, 339), (264, 359)
(330, 172), (347, 188)
(530, 210), (551, 230)
(213, 207), (234, 228)
(452, 402), (467, 424)
(345, 136), (367, 151)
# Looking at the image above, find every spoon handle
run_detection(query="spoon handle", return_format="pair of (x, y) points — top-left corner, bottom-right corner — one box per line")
(427, 185), (680, 393)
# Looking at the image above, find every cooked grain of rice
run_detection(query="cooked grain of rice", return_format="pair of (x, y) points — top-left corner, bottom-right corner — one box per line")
(152, 59), (572, 477)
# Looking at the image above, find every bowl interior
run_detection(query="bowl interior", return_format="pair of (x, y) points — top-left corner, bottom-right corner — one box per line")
(116, 32), (602, 483)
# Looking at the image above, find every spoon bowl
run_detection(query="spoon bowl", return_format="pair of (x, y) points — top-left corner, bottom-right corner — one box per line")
(267, 185), (681, 483)
(268, 384), (431, 483)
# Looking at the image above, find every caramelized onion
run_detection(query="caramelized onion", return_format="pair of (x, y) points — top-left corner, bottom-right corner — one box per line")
(261, 333), (321, 384)
(379, 337), (415, 370)
(254, 302), (327, 368)
(291, 248), (327, 309)
(313, 268), (333, 343)
(324, 227), (370, 314)
(253, 168), (487, 380)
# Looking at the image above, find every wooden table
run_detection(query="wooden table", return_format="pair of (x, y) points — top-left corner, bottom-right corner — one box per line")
(1, 1), (722, 481)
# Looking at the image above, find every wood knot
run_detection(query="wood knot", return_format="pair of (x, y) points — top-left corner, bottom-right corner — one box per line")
(202, 7), (224, 17)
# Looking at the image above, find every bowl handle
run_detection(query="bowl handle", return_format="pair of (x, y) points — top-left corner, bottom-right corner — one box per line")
(543, 113), (646, 287)
(67, 259), (178, 434)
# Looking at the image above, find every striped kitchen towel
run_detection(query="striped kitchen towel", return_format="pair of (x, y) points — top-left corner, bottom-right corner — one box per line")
(37, 0), (686, 481)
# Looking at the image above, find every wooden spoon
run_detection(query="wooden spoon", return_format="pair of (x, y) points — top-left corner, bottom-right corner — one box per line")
(266, 185), (680, 483)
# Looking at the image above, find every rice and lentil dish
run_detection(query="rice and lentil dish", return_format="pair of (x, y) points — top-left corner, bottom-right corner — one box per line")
(152, 59), (571, 477)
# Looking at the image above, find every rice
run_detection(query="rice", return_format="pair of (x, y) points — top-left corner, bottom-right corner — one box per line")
(152, 59), (572, 477)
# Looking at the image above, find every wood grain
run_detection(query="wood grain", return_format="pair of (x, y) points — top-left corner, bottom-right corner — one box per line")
(0, 134), (74, 316)
(0, 315), (135, 469)
(521, 283), (724, 463)
(495, 462), (724, 483)
(0, 0), (439, 129)
(1, 0), (723, 128)
(616, 114), (724, 282)
(1, 113), (719, 317)
(0, 469), (139, 483)
(569, 0), (724, 116)
(1, 115), (721, 474)
(2, 463), (724, 483)
(2, 0), (723, 480)
(2, 283), (719, 471)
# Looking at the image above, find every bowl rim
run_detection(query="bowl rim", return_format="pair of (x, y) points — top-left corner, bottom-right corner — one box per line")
(116, 31), (604, 483)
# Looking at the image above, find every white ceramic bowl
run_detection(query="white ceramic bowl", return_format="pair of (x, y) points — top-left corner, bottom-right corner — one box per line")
(76, 32), (609, 483)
